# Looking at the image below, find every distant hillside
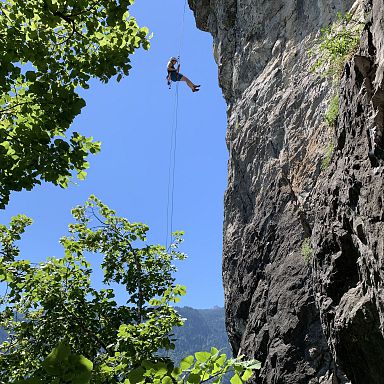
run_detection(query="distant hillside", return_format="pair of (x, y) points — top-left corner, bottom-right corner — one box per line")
(166, 306), (232, 363)
(0, 307), (232, 363)
(0, 328), (7, 343)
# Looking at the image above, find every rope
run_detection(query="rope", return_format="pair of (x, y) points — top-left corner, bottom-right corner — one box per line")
(166, 84), (179, 249)
(166, 0), (187, 250)
(178, 0), (188, 61)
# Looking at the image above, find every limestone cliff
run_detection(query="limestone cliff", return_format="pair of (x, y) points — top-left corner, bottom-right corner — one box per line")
(188, 0), (384, 382)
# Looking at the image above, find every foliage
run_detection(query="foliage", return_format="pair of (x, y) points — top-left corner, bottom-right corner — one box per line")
(301, 238), (313, 263)
(0, 197), (261, 383)
(310, 11), (364, 80)
(321, 141), (335, 170)
(118, 348), (261, 384)
(15, 344), (260, 384)
(324, 95), (339, 127)
(0, 196), (185, 382)
(0, 0), (151, 208)
(22, 341), (94, 384)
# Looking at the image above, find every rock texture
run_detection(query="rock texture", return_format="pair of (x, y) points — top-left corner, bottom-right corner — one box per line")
(312, 1), (384, 383)
(189, 0), (384, 382)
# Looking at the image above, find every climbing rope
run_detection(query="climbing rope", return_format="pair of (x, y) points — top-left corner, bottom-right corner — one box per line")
(177, 0), (188, 60)
(165, 0), (187, 250)
(166, 84), (180, 250)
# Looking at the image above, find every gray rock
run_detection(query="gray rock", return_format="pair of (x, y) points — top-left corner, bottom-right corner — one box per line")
(312, 1), (384, 382)
(189, 0), (384, 382)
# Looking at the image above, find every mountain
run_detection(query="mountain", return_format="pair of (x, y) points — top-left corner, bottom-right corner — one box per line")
(0, 328), (6, 343)
(167, 306), (231, 363)
(0, 307), (231, 361)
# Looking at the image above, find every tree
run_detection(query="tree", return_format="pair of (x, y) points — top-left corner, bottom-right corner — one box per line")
(0, 0), (150, 208)
(0, 197), (260, 383)
(0, 196), (185, 382)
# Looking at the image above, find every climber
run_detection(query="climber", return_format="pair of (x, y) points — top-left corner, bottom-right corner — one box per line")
(167, 57), (200, 92)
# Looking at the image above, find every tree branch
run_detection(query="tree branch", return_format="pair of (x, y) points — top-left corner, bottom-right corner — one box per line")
(0, 101), (31, 115)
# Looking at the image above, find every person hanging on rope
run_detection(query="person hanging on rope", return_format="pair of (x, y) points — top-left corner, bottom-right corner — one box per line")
(167, 57), (200, 92)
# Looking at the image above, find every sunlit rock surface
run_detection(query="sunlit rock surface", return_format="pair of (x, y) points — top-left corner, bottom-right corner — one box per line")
(189, 0), (384, 382)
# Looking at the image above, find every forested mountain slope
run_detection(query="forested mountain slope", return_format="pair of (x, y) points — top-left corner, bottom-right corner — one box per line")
(168, 307), (231, 362)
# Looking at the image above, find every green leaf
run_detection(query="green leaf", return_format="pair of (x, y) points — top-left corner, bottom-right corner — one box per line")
(180, 355), (195, 370)
(154, 364), (168, 377)
(230, 374), (243, 384)
(42, 341), (71, 375)
(171, 367), (181, 378)
(244, 361), (261, 370)
(187, 373), (201, 383)
(127, 367), (145, 383)
(25, 71), (37, 81)
(100, 364), (113, 373)
(210, 347), (219, 355)
(68, 354), (93, 384)
(40, 342), (93, 383)
(195, 351), (211, 363)
(1, 141), (10, 150)
(77, 171), (87, 180)
(242, 369), (253, 381)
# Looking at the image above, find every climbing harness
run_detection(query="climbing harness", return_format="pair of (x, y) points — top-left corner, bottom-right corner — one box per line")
(165, 0), (187, 250)
(166, 56), (180, 90)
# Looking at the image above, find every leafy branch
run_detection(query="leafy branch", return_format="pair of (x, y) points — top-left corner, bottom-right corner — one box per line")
(0, 0), (151, 208)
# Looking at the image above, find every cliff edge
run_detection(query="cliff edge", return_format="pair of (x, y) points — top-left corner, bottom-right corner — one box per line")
(188, 0), (384, 382)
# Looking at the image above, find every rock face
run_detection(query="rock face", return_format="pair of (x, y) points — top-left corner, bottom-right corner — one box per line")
(189, 0), (384, 382)
(312, 1), (384, 383)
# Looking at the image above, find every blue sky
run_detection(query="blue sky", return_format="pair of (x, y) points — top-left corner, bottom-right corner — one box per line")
(0, 0), (228, 308)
